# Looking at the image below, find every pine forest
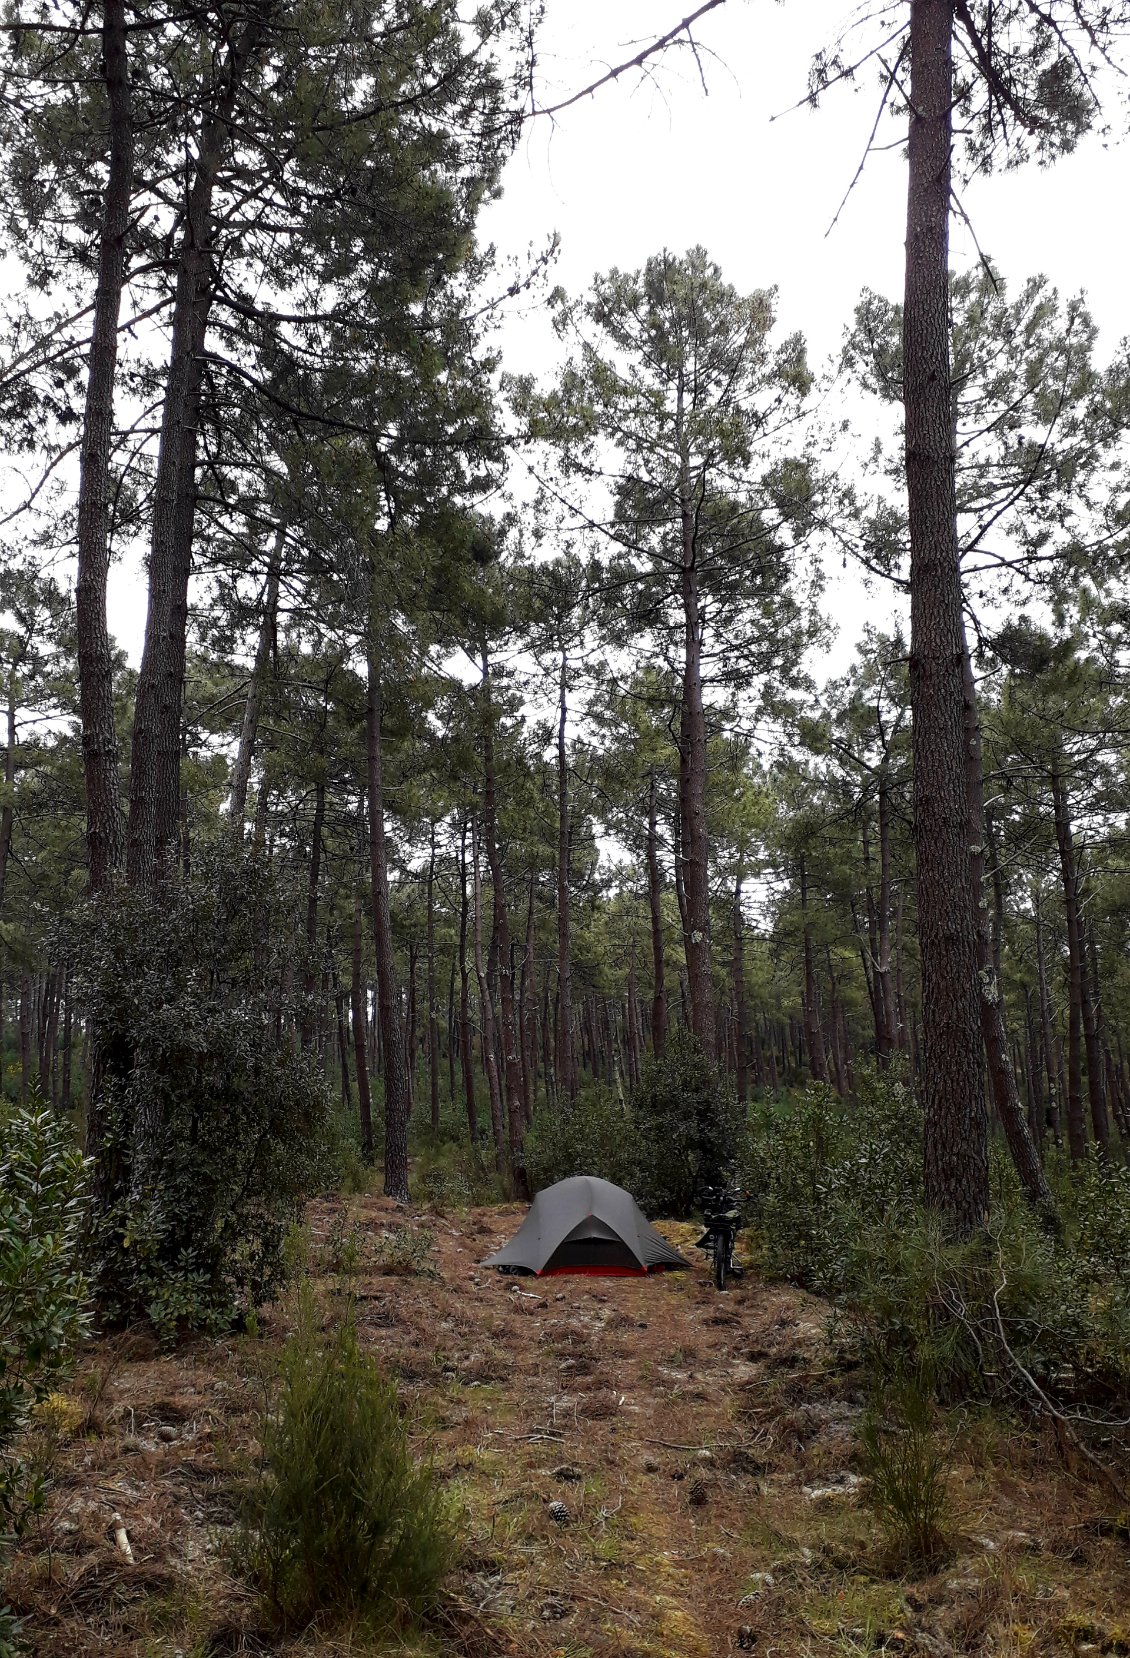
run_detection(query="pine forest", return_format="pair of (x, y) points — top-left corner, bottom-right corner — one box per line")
(2, 4), (1130, 1655)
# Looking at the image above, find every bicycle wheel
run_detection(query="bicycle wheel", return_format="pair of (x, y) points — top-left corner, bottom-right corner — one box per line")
(713, 1238), (727, 1291)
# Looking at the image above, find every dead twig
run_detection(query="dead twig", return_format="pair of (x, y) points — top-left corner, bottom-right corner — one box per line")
(988, 1236), (1127, 1504)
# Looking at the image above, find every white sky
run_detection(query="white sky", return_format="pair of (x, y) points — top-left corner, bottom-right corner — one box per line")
(472, 0), (1130, 675)
(10, 0), (1127, 674)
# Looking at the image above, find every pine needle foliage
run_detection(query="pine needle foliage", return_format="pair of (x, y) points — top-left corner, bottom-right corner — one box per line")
(860, 1373), (952, 1567)
(238, 1289), (452, 1633)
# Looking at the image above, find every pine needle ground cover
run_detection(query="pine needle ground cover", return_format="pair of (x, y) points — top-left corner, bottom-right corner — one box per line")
(4, 1192), (1129, 1658)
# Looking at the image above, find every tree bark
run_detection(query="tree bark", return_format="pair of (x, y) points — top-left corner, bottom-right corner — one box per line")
(1051, 770), (1090, 1158)
(522, 877), (537, 1124)
(626, 956), (641, 1089)
(127, 20), (264, 885)
(876, 766), (900, 1055)
(647, 768), (668, 1055)
(472, 818), (505, 1170)
(733, 874), (749, 1104)
(447, 949), (457, 1117)
(1078, 904), (1111, 1151)
(19, 973), (31, 1103)
(481, 647), (528, 1195)
(904, 0), (987, 1234)
(555, 646), (576, 1099)
(229, 532), (282, 830)
(300, 780), (325, 1049)
(861, 813), (887, 1060)
(351, 883), (374, 1163)
(677, 381), (716, 1058)
(406, 937), (418, 1119)
(332, 955), (354, 1116)
(365, 641), (409, 1202)
(427, 826), (440, 1137)
(61, 971), (73, 1113)
(961, 640), (1054, 1214)
(76, 0), (131, 893)
(0, 670), (17, 918)
(457, 819), (478, 1141)
(1024, 987), (1044, 1142)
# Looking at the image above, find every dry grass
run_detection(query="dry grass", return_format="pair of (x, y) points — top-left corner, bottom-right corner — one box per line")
(6, 1192), (1129, 1657)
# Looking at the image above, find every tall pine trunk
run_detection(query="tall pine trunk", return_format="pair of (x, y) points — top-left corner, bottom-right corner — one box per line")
(299, 781), (325, 1049)
(365, 639), (409, 1202)
(427, 827), (440, 1137)
(961, 639), (1054, 1214)
(351, 883), (374, 1164)
(457, 820), (478, 1141)
(1051, 770), (1091, 1158)
(0, 672), (17, 918)
(522, 877), (537, 1124)
(472, 820), (505, 1170)
(647, 768), (668, 1054)
(733, 873), (749, 1104)
(904, 0), (987, 1234)
(876, 767), (899, 1054)
(481, 648), (528, 1195)
(127, 21), (264, 885)
(677, 387), (715, 1058)
(77, 0), (131, 891)
(555, 647), (576, 1099)
(229, 532), (282, 829)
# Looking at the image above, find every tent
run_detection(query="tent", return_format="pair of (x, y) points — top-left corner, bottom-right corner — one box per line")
(482, 1175), (689, 1277)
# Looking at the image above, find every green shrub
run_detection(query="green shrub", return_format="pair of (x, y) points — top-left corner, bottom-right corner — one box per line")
(1, 1104), (90, 1648)
(523, 1084), (637, 1196)
(744, 1065), (1130, 1410)
(322, 1105), (378, 1197)
(237, 1290), (452, 1632)
(409, 1137), (506, 1209)
(630, 1029), (740, 1217)
(72, 843), (335, 1339)
(742, 1065), (921, 1294)
(320, 1211), (366, 1279)
(861, 1372), (952, 1566)
(372, 1224), (436, 1278)
(524, 1032), (736, 1218)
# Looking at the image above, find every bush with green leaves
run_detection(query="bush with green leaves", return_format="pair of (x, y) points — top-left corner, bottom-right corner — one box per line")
(72, 842), (335, 1339)
(523, 1083), (638, 1197)
(409, 1136), (507, 1209)
(630, 1029), (741, 1217)
(742, 1065), (921, 1294)
(1, 1104), (90, 1648)
(743, 1065), (1130, 1409)
(237, 1289), (452, 1632)
(524, 1031), (737, 1218)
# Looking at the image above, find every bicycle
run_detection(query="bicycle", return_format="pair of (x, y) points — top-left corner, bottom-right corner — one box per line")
(694, 1179), (745, 1291)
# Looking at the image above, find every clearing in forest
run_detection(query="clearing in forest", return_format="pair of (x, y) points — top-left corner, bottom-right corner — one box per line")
(9, 1194), (1130, 1657)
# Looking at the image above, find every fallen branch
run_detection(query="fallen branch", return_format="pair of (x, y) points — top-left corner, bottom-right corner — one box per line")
(988, 1240), (1127, 1504)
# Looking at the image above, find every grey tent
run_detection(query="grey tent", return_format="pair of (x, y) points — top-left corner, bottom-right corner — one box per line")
(481, 1175), (689, 1277)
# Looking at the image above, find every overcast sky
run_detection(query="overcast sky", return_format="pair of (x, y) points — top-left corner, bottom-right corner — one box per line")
(91, 0), (1130, 669)
(470, 0), (1129, 674)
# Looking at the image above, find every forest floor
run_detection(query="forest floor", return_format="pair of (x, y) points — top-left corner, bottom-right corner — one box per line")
(8, 1192), (1130, 1658)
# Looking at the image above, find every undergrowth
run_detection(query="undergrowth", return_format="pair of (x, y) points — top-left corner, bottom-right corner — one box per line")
(1, 1103), (89, 1655)
(524, 1028), (738, 1216)
(236, 1286), (452, 1633)
(860, 1371), (953, 1566)
(741, 1066), (1130, 1414)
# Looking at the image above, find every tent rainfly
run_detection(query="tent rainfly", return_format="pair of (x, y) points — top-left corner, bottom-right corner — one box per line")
(481, 1175), (689, 1277)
